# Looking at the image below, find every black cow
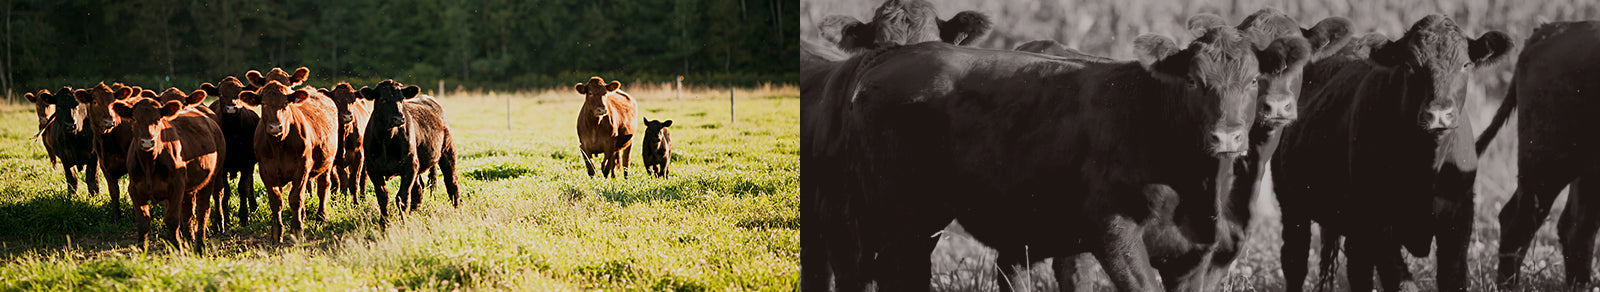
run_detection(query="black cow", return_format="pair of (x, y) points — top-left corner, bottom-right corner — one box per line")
(803, 23), (1308, 291)
(816, 0), (991, 53)
(38, 87), (100, 196)
(1476, 20), (1600, 288)
(200, 76), (261, 229)
(1272, 15), (1510, 292)
(642, 118), (673, 177)
(359, 80), (461, 224)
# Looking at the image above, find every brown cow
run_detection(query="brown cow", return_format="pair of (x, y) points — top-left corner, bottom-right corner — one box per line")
(75, 82), (148, 219)
(359, 79), (460, 223)
(200, 76), (261, 229)
(575, 76), (637, 179)
(38, 87), (100, 195)
(642, 118), (672, 177)
(111, 93), (225, 254)
(24, 90), (58, 165)
(240, 80), (338, 242)
(320, 83), (370, 204)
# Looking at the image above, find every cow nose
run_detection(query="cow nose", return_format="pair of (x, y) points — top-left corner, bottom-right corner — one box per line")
(1422, 108), (1456, 133)
(267, 123), (283, 134)
(594, 107), (608, 117)
(1208, 129), (1247, 155)
(102, 120), (116, 128)
(226, 106), (238, 113)
(139, 138), (155, 150)
(391, 116), (404, 126)
(341, 113), (354, 123)
(1264, 99), (1297, 125)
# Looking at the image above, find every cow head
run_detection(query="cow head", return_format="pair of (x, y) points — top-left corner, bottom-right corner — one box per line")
(240, 81), (312, 138)
(1367, 15), (1511, 136)
(1139, 27), (1310, 157)
(322, 82), (365, 128)
(201, 76), (259, 115)
(357, 79), (420, 130)
(111, 97), (185, 152)
(245, 67), (310, 89)
(24, 90), (54, 130)
(38, 87), (83, 130)
(817, 0), (991, 52)
(574, 77), (622, 118)
(1189, 10), (1352, 130)
(156, 87), (207, 108)
(75, 82), (140, 135)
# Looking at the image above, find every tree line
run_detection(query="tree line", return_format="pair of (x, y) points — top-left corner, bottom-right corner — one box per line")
(1, 0), (798, 100)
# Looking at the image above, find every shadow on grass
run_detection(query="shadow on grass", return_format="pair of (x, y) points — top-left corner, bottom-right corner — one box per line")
(562, 174), (787, 206)
(464, 163), (534, 181)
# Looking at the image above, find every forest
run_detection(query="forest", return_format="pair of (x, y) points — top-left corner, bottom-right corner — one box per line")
(0, 0), (798, 100)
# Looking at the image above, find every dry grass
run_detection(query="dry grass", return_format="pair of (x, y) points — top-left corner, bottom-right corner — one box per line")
(802, 0), (1600, 290)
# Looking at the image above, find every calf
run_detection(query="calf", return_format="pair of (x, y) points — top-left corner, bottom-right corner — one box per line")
(200, 76), (261, 229)
(24, 90), (58, 164)
(1478, 20), (1600, 287)
(38, 87), (100, 195)
(359, 79), (460, 224)
(239, 81), (338, 242)
(642, 118), (673, 177)
(321, 83), (370, 204)
(574, 77), (637, 179)
(75, 83), (147, 219)
(1272, 15), (1510, 292)
(111, 93), (225, 254)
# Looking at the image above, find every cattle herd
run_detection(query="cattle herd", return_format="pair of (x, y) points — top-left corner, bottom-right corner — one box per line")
(802, 0), (1600, 291)
(22, 67), (678, 253)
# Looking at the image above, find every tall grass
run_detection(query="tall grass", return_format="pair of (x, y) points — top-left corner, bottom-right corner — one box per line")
(0, 84), (799, 290)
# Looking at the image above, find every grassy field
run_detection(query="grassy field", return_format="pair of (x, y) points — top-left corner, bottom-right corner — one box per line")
(0, 84), (800, 290)
(802, 0), (1600, 291)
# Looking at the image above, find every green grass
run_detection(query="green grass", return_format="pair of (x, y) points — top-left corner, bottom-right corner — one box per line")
(0, 89), (799, 290)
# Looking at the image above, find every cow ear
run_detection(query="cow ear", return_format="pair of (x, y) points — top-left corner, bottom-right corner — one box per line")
(402, 85), (420, 98)
(289, 90), (310, 103)
(359, 86), (378, 100)
(1186, 14), (1228, 39)
(73, 89), (93, 104)
(1302, 17), (1354, 58)
(939, 11), (991, 45)
(23, 92), (36, 103)
(115, 87), (134, 100)
(246, 70), (266, 87)
(161, 100), (184, 117)
(1368, 38), (1408, 67)
(1469, 31), (1513, 66)
(200, 82), (220, 98)
(186, 90), (208, 106)
(607, 80), (621, 92)
(38, 92), (55, 105)
(661, 120), (672, 127)
(1134, 34), (1186, 80)
(1257, 36), (1312, 75)
(291, 67), (311, 85)
(239, 91), (262, 106)
(819, 15), (865, 48)
(574, 83), (588, 94)
(111, 100), (134, 119)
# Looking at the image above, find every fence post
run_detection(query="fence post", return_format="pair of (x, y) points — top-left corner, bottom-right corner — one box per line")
(729, 85), (735, 126)
(676, 75), (683, 102)
(439, 80), (445, 97)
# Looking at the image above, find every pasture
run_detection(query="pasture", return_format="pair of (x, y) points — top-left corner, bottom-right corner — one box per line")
(0, 84), (800, 290)
(802, 0), (1598, 291)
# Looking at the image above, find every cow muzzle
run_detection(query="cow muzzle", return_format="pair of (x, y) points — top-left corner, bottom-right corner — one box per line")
(1208, 129), (1247, 156)
(1421, 108), (1456, 135)
(1262, 99), (1297, 128)
(593, 107), (608, 117)
(101, 120), (117, 128)
(267, 123), (284, 135)
(341, 113), (354, 123)
(139, 138), (155, 150)
(225, 105), (238, 114)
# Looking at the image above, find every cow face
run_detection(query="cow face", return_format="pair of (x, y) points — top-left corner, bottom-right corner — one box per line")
(1190, 10), (1351, 129)
(246, 67), (310, 89)
(76, 83), (139, 134)
(24, 90), (54, 129)
(111, 97), (184, 152)
(1141, 27), (1310, 157)
(323, 83), (364, 126)
(38, 87), (82, 130)
(201, 76), (259, 115)
(574, 77), (623, 118)
(1368, 15), (1511, 136)
(358, 79), (420, 130)
(239, 81), (311, 137)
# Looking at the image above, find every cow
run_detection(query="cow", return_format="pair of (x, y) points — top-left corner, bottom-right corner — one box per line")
(1271, 15), (1511, 292)
(37, 87), (100, 196)
(803, 22), (1309, 291)
(999, 10), (1351, 292)
(24, 90), (58, 165)
(200, 76), (261, 229)
(239, 80), (338, 242)
(642, 118), (673, 177)
(574, 76), (638, 179)
(816, 0), (991, 53)
(75, 82), (151, 219)
(1476, 20), (1600, 288)
(111, 92), (225, 254)
(358, 79), (461, 224)
(319, 83), (370, 204)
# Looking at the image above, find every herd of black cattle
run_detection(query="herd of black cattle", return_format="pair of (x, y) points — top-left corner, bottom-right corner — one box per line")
(801, 1), (1600, 291)
(21, 68), (677, 254)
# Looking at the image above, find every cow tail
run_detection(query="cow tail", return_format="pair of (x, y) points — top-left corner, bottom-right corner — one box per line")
(1475, 82), (1517, 156)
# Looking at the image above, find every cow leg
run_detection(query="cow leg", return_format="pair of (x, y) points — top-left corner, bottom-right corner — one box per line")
(1434, 168), (1477, 292)
(289, 176), (308, 240)
(1315, 228), (1342, 291)
(357, 162), (367, 204)
(134, 193), (153, 251)
(213, 177), (228, 233)
(441, 147), (461, 207)
(621, 144), (632, 179)
(1281, 211), (1312, 292)
(85, 160), (99, 197)
(106, 172), (123, 219)
(398, 171), (417, 214)
(194, 184), (214, 254)
(412, 169), (429, 211)
(267, 184), (287, 243)
(63, 164), (78, 195)
(372, 173), (392, 226)
(1094, 215), (1162, 291)
(163, 195), (184, 251)
(1374, 241), (1406, 292)
(582, 150), (597, 177)
(1344, 237), (1376, 292)
(1560, 175), (1600, 286)
(602, 151), (618, 179)
(1497, 157), (1579, 286)
(315, 171), (331, 221)
(240, 170), (257, 225)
